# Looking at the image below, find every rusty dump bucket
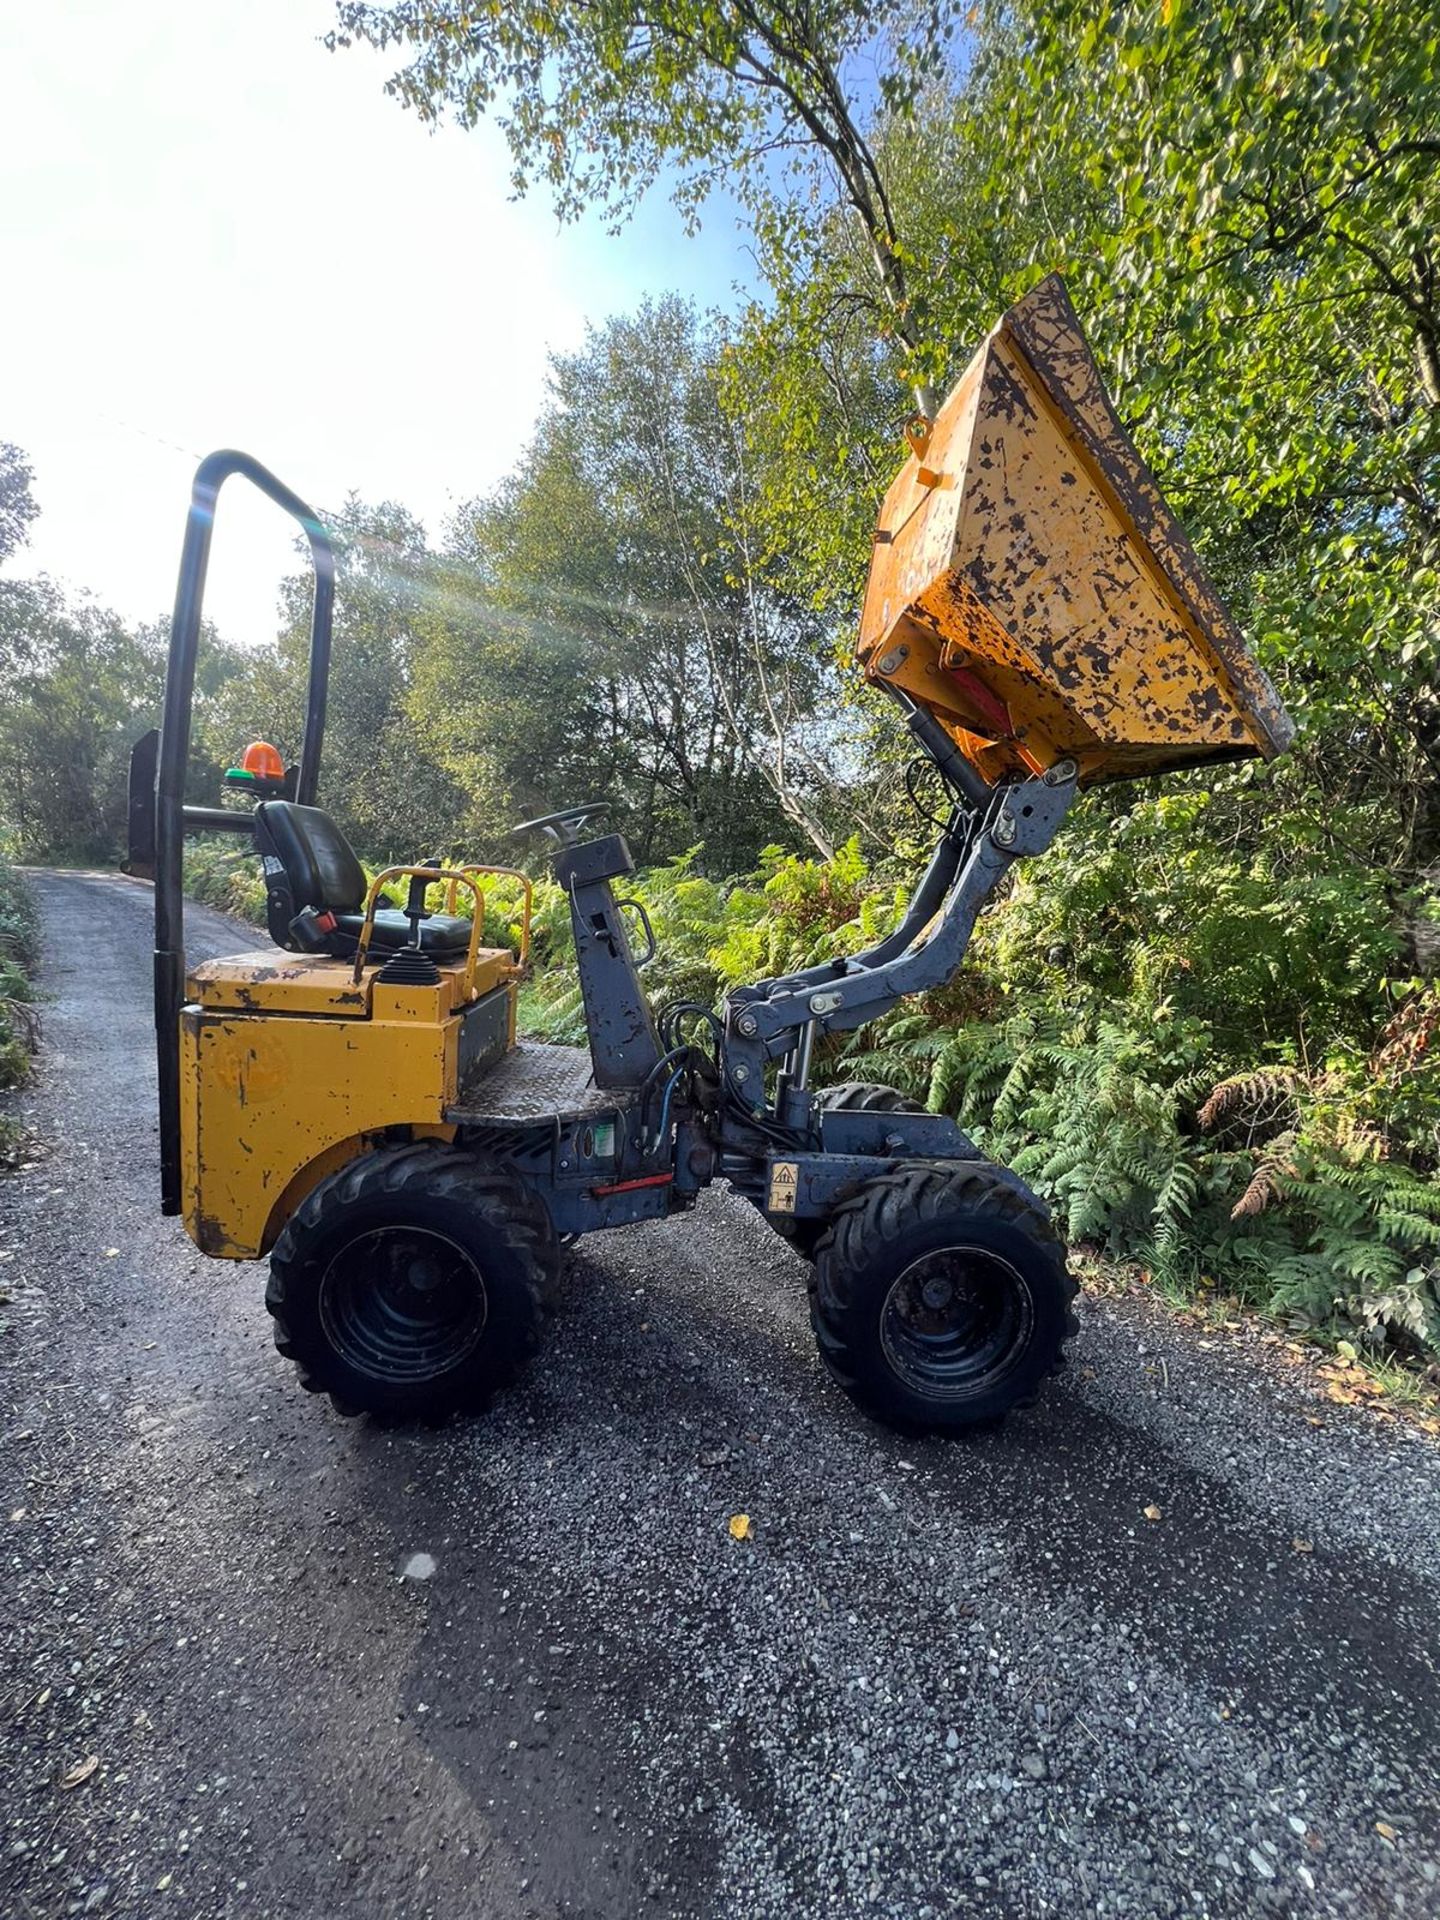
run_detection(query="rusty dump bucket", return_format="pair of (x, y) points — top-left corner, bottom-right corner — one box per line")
(859, 275), (1292, 785)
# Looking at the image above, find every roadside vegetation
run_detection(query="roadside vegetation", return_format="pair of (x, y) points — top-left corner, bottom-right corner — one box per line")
(0, 857), (40, 1156)
(3, 0), (1438, 1369)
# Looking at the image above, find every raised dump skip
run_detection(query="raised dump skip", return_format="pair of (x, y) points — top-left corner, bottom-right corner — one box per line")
(860, 274), (1293, 786)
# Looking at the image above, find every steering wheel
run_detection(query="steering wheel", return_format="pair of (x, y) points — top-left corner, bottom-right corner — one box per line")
(508, 802), (611, 847)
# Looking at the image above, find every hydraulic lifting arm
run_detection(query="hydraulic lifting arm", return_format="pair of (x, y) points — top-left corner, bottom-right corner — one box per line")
(726, 756), (1076, 1065)
(724, 271), (1293, 1088)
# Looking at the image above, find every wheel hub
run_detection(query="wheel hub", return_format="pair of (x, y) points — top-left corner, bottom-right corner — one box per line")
(318, 1226), (488, 1385)
(880, 1246), (1034, 1400)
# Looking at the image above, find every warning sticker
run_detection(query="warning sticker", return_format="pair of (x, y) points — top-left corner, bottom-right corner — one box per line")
(768, 1160), (799, 1213)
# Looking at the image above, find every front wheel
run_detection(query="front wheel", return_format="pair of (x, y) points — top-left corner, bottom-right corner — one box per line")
(266, 1143), (559, 1420)
(810, 1161), (1078, 1432)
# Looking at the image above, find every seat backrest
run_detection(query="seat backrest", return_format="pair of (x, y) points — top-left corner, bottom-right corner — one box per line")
(254, 801), (367, 950)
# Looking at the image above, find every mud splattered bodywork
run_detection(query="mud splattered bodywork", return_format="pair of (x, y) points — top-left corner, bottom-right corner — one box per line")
(860, 274), (1293, 785)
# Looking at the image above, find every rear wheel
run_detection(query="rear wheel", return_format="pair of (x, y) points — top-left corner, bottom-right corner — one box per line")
(266, 1143), (558, 1420)
(810, 1160), (1077, 1432)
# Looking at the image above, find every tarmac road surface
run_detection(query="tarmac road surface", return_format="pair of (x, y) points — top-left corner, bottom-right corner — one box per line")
(3, 867), (1439, 1920)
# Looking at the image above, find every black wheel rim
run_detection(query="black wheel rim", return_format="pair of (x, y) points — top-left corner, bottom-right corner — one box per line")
(879, 1246), (1034, 1399)
(318, 1226), (487, 1384)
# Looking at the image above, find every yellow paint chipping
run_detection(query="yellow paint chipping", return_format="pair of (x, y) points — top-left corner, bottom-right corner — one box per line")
(178, 951), (516, 1258)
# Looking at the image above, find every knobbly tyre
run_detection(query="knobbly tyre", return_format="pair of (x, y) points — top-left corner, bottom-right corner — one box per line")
(132, 277), (1291, 1434)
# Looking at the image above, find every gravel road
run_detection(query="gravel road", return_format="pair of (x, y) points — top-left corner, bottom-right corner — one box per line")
(3, 867), (1439, 1920)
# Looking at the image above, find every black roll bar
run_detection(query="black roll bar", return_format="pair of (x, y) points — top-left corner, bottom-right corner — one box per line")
(154, 451), (335, 1215)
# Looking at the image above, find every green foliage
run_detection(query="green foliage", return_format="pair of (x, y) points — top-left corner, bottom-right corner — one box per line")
(1222, 1141), (1440, 1357)
(0, 442), (39, 566)
(520, 839), (892, 1039)
(181, 841), (270, 924)
(334, 0), (956, 218)
(428, 302), (848, 869)
(926, 1007), (1214, 1251)
(905, 995), (1440, 1358)
(0, 861), (39, 1092)
(978, 783), (1402, 1057)
(0, 571), (244, 865)
(981, 0), (1440, 875)
(0, 581), (163, 862)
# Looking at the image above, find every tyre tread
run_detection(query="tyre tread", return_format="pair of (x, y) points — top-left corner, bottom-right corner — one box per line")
(266, 1142), (559, 1420)
(809, 1158), (1078, 1432)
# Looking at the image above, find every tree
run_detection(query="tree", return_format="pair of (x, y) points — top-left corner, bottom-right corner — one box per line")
(0, 442), (39, 566)
(330, 0), (965, 411)
(200, 499), (471, 861)
(423, 301), (850, 866)
(0, 580), (165, 859)
(719, 48), (1089, 619)
(980, 0), (1440, 872)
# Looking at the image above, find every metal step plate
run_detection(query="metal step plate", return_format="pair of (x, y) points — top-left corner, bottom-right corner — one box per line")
(446, 1040), (631, 1125)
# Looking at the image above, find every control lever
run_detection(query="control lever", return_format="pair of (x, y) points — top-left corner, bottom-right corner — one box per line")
(404, 859), (440, 948)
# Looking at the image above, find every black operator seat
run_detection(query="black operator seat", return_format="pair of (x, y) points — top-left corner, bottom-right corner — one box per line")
(252, 801), (472, 961)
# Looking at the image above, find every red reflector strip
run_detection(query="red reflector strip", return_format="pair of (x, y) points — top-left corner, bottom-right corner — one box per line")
(589, 1172), (674, 1198)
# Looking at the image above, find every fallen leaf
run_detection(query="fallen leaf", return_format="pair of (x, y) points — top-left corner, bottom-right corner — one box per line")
(1291, 1537), (1313, 1553)
(1376, 1821), (1398, 1842)
(1336, 1339), (1359, 1363)
(1142, 1504), (1162, 1522)
(1325, 1383), (1358, 1406)
(1305, 1415), (1326, 1428)
(104, 1248), (119, 1259)
(9, 1507), (24, 1522)
(59, 1754), (98, 1790)
(727, 1513), (751, 1541)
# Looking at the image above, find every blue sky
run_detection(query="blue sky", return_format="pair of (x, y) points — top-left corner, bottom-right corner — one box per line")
(0, 0), (754, 641)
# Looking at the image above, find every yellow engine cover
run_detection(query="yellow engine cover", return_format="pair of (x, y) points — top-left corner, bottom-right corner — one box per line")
(179, 949), (515, 1258)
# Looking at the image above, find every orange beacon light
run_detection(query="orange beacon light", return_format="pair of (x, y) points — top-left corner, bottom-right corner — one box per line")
(224, 740), (287, 793)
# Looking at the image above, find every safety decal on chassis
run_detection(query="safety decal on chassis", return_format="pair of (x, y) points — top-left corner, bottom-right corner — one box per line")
(768, 1161), (799, 1213)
